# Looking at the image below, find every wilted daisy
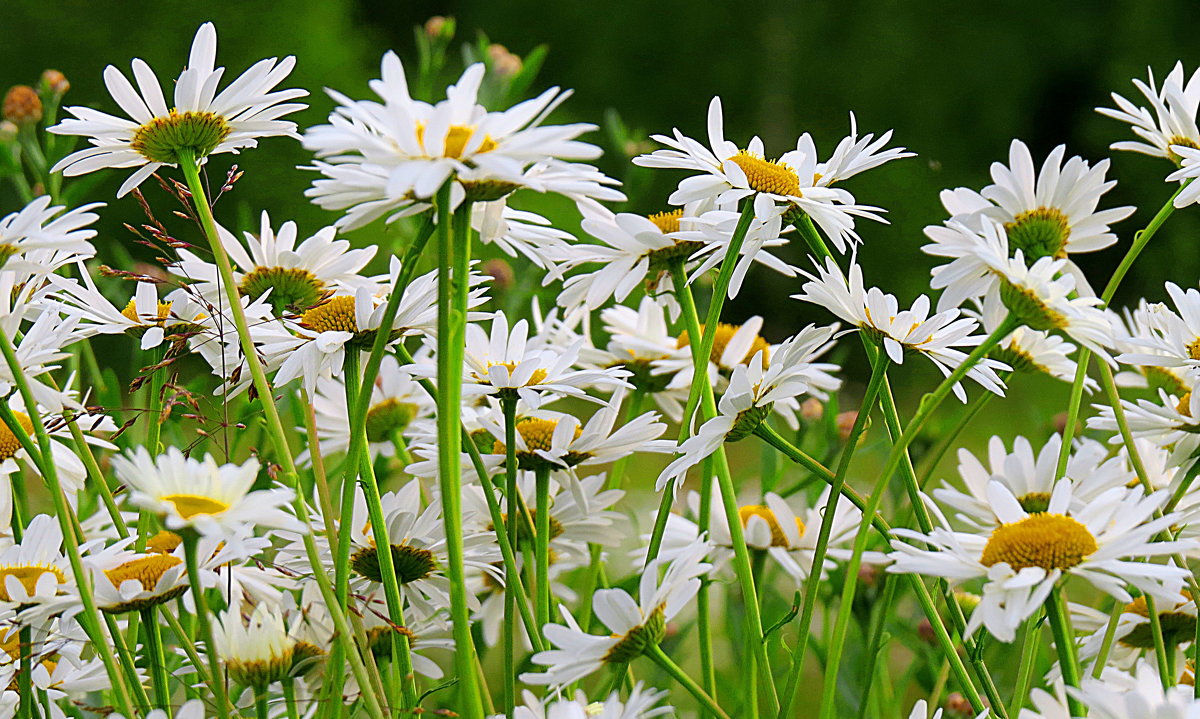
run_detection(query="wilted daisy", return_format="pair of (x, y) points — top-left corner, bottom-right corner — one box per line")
(634, 97), (907, 251)
(49, 22), (306, 196)
(112, 446), (297, 537)
(172, 211), (377, 315)
(888, 480), (1192, 642)
(522, 537), (712, 686)
(933, 139), (1133, 269)
(794, 257), (1009, 400)
(0, 197), (101, 272)
(1097, 62), (1200, 162)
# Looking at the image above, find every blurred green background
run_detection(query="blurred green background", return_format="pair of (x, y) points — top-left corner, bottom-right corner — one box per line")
(3, 0), (1200, 430)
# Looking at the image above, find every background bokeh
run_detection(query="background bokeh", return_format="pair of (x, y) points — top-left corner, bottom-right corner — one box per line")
(4, 0), (1200, 425)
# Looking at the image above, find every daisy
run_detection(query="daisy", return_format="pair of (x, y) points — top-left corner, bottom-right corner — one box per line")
(172, 211), (377, 315)
(656, 329), (838, 490)
(1112, 285), (1200, 386)
(1087, 387), (1200, 467)
(303, 51), (612, 213)
(0, 197), (101, 272)
(888, 480), (1193, 642)
(1071, 660), (1200, 717)
(1167, 145), (1200, 206)
(651, 314), (775, 391)
(521, 536), (712, 687)
(506, 683), (673, 719)
(793, 257), (1009, 401)
(111, 446), (298, 537)
(473, 199), (575, 277)
(214, 601), (297, 689)
(634, 97), (906, 251)
(970, 290), (1092, 387)
(0, 514), (74, 611)
(0, 389), (117, 498)
(0, 307), (86, 412)
(933, 139), (1133, 266)
(444, 311), (629, 409)
(477, 387), (670, 474)
(48, 275), (178, 350)
(49, 22), (307, 196)
(1073, 592), (1195, 674)
(1097, 62), (1200, 162)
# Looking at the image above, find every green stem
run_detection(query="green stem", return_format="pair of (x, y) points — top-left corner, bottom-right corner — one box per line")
(182, 532), (231, 719)
(501, 396), (519, 718)
(435, 186), (483, 718)
(283, 679), (301, 719)
(1046, 587), (1086, 715)
(645, 644), (732, 719)
(176, 149), (384, 719)
(778, 353), (890, 719)
(255, 687), (268, 719)
(534, 465), (552, 632)
(1009, 613), (1041, 717)
(141, 607), (172, 712)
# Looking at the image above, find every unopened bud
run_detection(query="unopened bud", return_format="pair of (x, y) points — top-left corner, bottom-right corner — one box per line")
(0, 121), (17, 144)
(836, 410), (861, 443)
(3, 85), (42, 125)
(482, 258), (514, 292)
(424, 16), (451, 38)
(800, 397), (823, 422)
(953, 590), (981, 614)
(944, 693), (973, 717)
(40, 69), (69, 96)
(917, 618), (936, 645)
(487, 44), (523, 78)
(1053, 411), (1070, 435)
(857, 563), (879, 588)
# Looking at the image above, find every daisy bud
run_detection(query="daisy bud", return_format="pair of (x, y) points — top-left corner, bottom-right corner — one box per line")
(0, 121), (16, 144)
(836, 410), (862, 443)
(801, 397), (824, 422)
(3, 85), (42, 126)
(1053, 411), (1071, 435)
(424, 15), (453, 39)
(39, 69), (69, 96)
(944, 693), (974, 717)
(857, 563), (879, 588)
(487, 44), (523, 78)
(917, 618), (936, 645)
(482, 257), (514, 291)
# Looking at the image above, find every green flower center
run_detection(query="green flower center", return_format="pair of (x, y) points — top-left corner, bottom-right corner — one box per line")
(1004, 207), (1070, 261)
(365, 399), (419, 443)
(351, 543), (437, 585)
(239, 266), (327, 315)
(999, 279), (1067, 332)
(602, 606), (666, 664)
(130, 110), (232, 164)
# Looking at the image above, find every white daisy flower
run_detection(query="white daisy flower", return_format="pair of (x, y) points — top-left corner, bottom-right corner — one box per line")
(651, 314), (774, 392)
(1071, 660), (1200, 718)
(0, 307), (85, 412)
(214, 601), (297, 689)
(0, 197), (101, 271)
(48, 275), (178, 350)
(1097, 62), (1200, 162)
(1114, 283), (1200, 380)
(0, 514), (74, 611)
(888, 480), (1193, 642)
(521, 536), (712, 687)
(1087, 386), (1200, 467)
(1072, 592), (1195, 675)
(970, 290), (1092, 388)
(933, 139), (1133, 267)
(793, 257), (1009, 401)
(634, 97), (906, 251)
(0, 389), (117, 499)
(49, 22), (307, 196)
(504, 683), (673, 719)
(473, 199), (576, 278)
(111, 446), (298, 537)
(1166, 145), (1200, 206)
(172, 211), (377, 315)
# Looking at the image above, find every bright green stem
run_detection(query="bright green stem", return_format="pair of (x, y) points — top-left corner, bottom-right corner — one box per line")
(778, 354), (890, 719)
(255, 687), (268, 719)
(535, 465), (552, 632)
(855, 576), (897, 719)
(645, 644), (732, 719)
(1093, 602), (1123, 680)
(141, 607), (172, 712)
(1056, 183), (1186, 479)
(1009, 613), (1041, 717)
(181, 532), (231, 719)
(0, 327), (140, 719)
(662, 261), (778, 713)
(1144, 595), (1173, 689)
(1046, 586), (1086, 716)
(18, 627), (32, 719)
(434, 186), (483, 718)
(283, 679), (301, 719)
(501, 397), (519, 718)
(176, 148), (384, 719)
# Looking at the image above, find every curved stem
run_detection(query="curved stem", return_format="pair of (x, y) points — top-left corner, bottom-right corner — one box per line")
(645, 644), (732, 719)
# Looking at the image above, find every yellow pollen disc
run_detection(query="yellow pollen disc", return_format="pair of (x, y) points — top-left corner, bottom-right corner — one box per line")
(1186, 337), (1200, 362)
(727, 150), (801, 197)
(492, 417), (582, 454)
(121, 298), (173, 324)
(1168, 135), (1200, 164)
(980, 513), (1097, 572)
(483, 361), (549, 387)
(160, 494), (230, 520)
(146, 530), (183, 554)
(738, 505), (804, 547)
(416, 123), (497, 159)
(1004, 206), (1071, 260)
(104, 555), (182, 591)
(129, 110), (232, 164)
(1179, 392), (1193, 418)
(301, 295), (359, 334)
(0, 411), (32, 462)
(647, 209), (684, 234)
(677, 323), (771, 366)
(0, 564), (66, 601)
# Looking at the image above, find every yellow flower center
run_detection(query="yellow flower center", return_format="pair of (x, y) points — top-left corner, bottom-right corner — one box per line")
(492, 417), (586, 470)
(980, 513), (1097, 572)
(738, 505), (805, 548)
(301, 295), (359, 334)
(1187, 337), (1200, 362)
(121, 298), (173, 325)
(647, 209), (684, 234)
(239, 266), (326, 314)
(677, 322), (771, 367)
(129, 110), (232, 164)
(0, 411), (33, 462)
(416, 123), (497, 159)
(1168, 135), (1200, 165)
(1004, 206), (1071, 261)
(1179, 392), (1193, 418)
(160, 494), (229, 520)
(146, 530), (183, 554)
(0, 564), (66, 601)
(727, 150), (801, 197)
(104, 555), (182, 591)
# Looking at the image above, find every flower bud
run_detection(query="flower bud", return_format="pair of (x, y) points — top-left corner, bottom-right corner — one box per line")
(3, 85), (42, 126)
(917, 618), (936, 645)
(857, 563), (879, 588)
(424, 15), (452, 39)
(40, 69), (69, 96)
(0, 121), (17, 144)
(945, 693), (974, 717)
(836, 410), (862, 443)
(800, 397), (823, 422)
(482, 258), (514, 292)
(487, 44), (523, 78)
